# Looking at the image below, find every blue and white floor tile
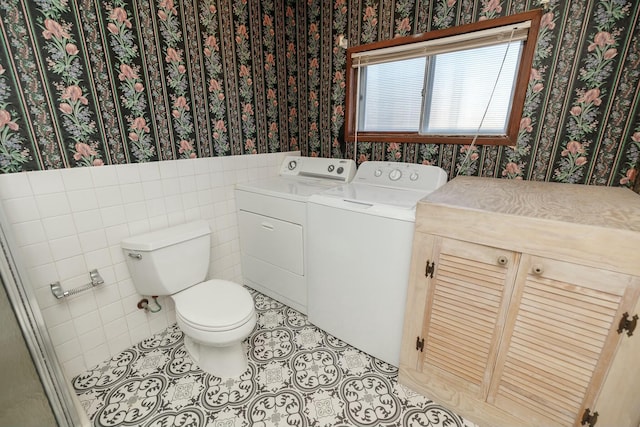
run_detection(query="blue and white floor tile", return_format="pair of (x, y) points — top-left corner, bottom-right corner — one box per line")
(73, 290), (478, 427)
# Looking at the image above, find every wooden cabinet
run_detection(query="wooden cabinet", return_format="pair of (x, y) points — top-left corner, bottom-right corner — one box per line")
(399, 177), (640, 427)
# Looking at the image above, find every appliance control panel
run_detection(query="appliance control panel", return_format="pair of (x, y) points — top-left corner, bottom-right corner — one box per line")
(354, 161), (448, 190)
(279, 156), (356, 182)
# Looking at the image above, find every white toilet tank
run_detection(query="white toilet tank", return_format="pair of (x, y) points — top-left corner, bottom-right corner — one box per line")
(121, 221), (211, 296)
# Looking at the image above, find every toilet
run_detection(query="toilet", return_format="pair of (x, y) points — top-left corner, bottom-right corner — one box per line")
(120, 221), (257, 378)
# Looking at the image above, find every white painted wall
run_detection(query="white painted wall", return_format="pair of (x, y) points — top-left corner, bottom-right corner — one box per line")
(0, 152), (293, 379)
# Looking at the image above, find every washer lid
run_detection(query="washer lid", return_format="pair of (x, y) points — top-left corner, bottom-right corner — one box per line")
(308, 183), (430, 221)
(173, 280), (255, 331)
(236, 176), (340, 201)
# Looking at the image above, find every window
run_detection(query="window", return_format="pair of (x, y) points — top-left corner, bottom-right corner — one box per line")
(345, 10), (543, 146)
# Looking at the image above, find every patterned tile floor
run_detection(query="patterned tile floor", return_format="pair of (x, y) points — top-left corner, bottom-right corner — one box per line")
(73, 289), (478, 427)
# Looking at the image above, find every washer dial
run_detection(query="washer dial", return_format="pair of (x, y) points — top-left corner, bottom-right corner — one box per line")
(288, 160), (297, 170)
(409, 172), (419, 181)
(389, 169), (402, 181)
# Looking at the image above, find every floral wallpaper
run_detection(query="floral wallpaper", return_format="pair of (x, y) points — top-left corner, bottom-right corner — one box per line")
(0, 0), (639, 191)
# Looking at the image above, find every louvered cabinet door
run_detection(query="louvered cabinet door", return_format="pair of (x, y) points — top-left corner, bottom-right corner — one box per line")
(419, 238), (519, 398)
(488, 255), (638, 427)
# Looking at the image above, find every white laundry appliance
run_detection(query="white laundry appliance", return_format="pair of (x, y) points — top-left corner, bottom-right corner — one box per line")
(235, 156), (356, 313)
(307, 161), (447, 366)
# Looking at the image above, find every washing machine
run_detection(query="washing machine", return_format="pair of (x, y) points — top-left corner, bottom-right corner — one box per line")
(235, 156), (356, 313)
(307, 161), (447, 366)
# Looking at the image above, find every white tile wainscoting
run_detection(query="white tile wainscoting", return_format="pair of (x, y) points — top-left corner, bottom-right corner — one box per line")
(0, 152), (294, 379)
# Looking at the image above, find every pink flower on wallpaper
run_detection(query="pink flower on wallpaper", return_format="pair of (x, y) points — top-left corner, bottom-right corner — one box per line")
(172, 110), (181, 118)
(165, 48), (181, 63)
(570, 106), (582, 116)
(174, 96), (189, 110)
(269, 122), (278, 132)
(447, 0), (456, 6)
(93, 159), (104, 166)
(65, 43), (78, 55)
(245, 139), (255, 149)
(205, 35), (218, 50)
(61, 85), (88, 105)
(178, 140), (192, 153)
(620, 168), (637, 185)
(107, 23), (119, 34)
(134, 83), (144, 92)
(118, 64), (138, 80)
(632, 132), (640, 142)
(267, 88), (276, 100)
(265, 53), (275, 67)
(129, 132), (139, 141)
(588, 31), (615, 52)
(215, 120), (227, 131)
(502, 162), (521, 176)
(603, 48), (618, 60)
(73, 142), (96, 160)
(157, 10), (167, 21)
(289, 107), (297, 118)
(541, 12), (555, 30)
(111, 7), (132, 28)
(286, 6), (293, 18)
(333, 105), (343, 116)
(575, 157), (587, 166)
(562, 141), (585, 156)
(236, 25), (248, 43)
(178, 65), (186, 74)
(532, 83), (544, 93)
(530, 68), (541, 81)
(132, 117), (150, 132)
(0, 64), (5, 74)
(239, 65), (250, 77)
(42, 19), (70, 40)
(421, 160), (432, 165)
(519, 117), (533, 132)
(209, 79), (220, 92)
(0, 110), (19, 131)
(243, 103), (254, 114)
(160, 0), (178, 15)
(396, 18), (411, 34)
(579, 88), (601, 106)
(209, 4), (216, 14)
(482, 0), (502, 14)
(263, 15), (273, 27)
(59, 103), (73, 114)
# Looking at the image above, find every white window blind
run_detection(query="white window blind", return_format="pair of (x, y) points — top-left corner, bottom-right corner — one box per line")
(351, 21), (531, 68)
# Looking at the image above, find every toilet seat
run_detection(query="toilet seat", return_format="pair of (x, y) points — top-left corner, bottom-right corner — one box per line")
(173, 279), (255, 332)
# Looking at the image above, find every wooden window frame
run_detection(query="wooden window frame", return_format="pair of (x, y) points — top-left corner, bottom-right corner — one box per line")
(344, 9), (543, 146)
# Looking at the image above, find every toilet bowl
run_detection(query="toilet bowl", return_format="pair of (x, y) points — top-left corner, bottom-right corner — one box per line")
(120, 221), (257, 378)
(172, 279), (256, 377)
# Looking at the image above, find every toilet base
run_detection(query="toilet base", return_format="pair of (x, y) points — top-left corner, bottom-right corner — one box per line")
(184, 336), (248, 378)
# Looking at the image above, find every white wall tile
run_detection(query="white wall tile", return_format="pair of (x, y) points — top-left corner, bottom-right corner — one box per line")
(74, 311), (103, 336)
(36, 193), (71, 217)
(78, 229), (108, 253)
(138, 162), (161, 182)
(28, 170), (64, 195)
(61, 167), (94, 191)
(12, 220), (46, 247)
(21, 242), (54, 268)
(3, 197), (39, 223)
(97, 186), (123, 208)
(49, 235), (83, 261)
(116, 164), (141, 184)
(100, 206), (127, 227)
(73, 210), (103, 233)
(67, 189), (99, 212)
(90, 165), (118, 187)
(0, 173), (32, 199)
(42, 215), (77, 240)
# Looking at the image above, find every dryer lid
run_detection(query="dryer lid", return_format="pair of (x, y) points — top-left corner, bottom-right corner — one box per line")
(173, 280), (255, 331)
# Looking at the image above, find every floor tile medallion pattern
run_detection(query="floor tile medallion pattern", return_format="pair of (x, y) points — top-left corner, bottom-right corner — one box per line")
(73, 290), (477, 427)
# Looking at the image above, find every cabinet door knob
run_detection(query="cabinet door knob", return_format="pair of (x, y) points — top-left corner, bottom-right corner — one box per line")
(497, 256), (508, 266)
(532, 264), (544, 275)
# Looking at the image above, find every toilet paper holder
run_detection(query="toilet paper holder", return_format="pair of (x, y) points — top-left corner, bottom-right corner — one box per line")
(50, 269), (105, 299)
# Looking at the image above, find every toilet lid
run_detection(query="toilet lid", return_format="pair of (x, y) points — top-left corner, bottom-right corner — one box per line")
(173, 280), (255, 332)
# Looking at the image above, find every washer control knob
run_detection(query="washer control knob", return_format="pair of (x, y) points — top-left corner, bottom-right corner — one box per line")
(337, 167), (344, 174)
(374, 169), (383, 177)
(288, 160), (297, 170)
(389, 169), (402, 181)
(410, 172), (419, 181)
(327, 165), (335, 172)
